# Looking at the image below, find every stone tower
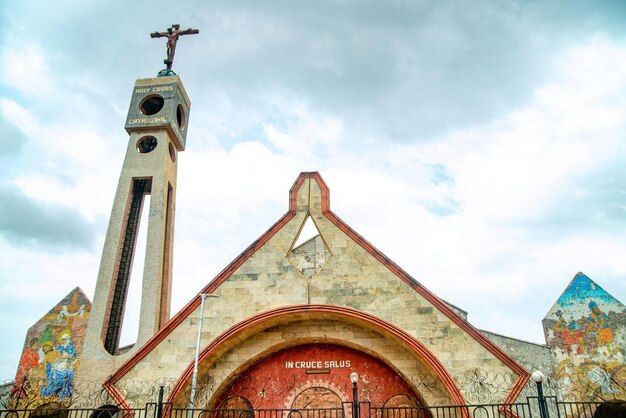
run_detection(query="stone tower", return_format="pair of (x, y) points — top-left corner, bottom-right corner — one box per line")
(78, 75), (190, 384)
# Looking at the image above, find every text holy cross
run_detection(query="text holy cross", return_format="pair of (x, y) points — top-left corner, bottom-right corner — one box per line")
(150, 24), (199, 70)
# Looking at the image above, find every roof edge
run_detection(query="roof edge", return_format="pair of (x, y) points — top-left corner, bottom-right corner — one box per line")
(103, 173), (325, 386)
(104, 171), (529, 404)
(321, 207), (530, 403)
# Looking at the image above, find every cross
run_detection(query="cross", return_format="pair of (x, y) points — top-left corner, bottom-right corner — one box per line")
(55, 288), (86, 329)
(151, 24), (199, 70)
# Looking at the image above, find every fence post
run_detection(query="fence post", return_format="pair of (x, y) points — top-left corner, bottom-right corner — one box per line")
(531, 371), (549, 418)
(350, 372), (359, 418)
(157, 386), (164, 418)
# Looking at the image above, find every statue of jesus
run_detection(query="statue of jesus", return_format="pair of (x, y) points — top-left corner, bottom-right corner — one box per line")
(151, 24), (199, 70)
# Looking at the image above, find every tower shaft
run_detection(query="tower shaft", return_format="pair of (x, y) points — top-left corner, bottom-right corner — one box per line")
(78, 76), (190, 384)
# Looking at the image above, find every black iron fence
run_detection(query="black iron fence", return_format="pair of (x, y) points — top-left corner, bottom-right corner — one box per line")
(1, 398), (625, 418)
(171, 407), (345, 418)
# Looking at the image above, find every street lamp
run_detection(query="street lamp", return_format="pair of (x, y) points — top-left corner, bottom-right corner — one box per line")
(350, 372), (359, 418)
(189, 294), (220, 414)
(531, 371), (548, 418)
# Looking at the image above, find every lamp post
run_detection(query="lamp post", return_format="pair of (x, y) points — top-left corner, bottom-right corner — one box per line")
(350, 372), (359, 418)
(531, 370), (549, 418)
(189, 294), (220, 415)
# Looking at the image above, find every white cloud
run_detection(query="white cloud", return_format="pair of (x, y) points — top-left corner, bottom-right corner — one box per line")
(414, 39), (626, 224)
(1, 1), (626, 381)
(316, 38), (626, 342)
(1, 44), (53, 98)
(264, 106), (343, 157)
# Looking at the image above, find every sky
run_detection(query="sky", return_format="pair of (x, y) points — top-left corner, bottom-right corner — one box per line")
(1, 0), (626, 381)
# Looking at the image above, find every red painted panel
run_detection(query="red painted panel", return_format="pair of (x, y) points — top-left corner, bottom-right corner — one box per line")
(216, 344), (421, 409)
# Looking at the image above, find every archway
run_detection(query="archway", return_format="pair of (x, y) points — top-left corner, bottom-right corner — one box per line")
(166, 305), (466, 408)
(213, 344), (425, 410)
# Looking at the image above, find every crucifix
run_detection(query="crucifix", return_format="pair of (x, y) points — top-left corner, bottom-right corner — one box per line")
(151, 24), (199, 70)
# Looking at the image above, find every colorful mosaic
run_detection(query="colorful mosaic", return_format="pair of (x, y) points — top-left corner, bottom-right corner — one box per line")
(11, 288), (91, 404)
(542, 273), (625, 400)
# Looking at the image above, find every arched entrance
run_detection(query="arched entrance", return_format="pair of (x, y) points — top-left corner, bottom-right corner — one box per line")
(164, 306), (466, 409)
(213, 344), (425, 410)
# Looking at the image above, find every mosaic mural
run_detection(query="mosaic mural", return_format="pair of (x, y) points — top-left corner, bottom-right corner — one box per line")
(11, 287), (91, 405)
(542, 273), (626, 400)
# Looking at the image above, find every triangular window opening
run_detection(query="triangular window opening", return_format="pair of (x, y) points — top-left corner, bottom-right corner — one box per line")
(293, 214), (320, 249)
(288, 214), (332, 280)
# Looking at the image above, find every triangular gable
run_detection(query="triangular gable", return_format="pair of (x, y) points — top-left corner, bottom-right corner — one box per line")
(13, 287), (92, 401)
(541, 272), (626, 399)
(24, 287), (92, 344)
(542, 271), (625, 347)
(547, 272), (624, 316)
(105, 172), (528, 404)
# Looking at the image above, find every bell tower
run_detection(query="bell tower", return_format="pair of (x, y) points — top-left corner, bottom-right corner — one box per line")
(79, 75), (191, 379)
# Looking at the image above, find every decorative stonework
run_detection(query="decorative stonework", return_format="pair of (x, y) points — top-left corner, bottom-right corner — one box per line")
(285, 380), (347, 410)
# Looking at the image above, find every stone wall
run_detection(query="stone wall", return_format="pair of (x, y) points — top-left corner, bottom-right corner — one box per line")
(114, 175), (524, 407)
(481, 331), (554, 375)
(169, 319), (453, 408)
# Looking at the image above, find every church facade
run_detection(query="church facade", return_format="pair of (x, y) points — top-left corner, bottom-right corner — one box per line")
(95, 170), (529, 409)
(8, 74), (626, 412)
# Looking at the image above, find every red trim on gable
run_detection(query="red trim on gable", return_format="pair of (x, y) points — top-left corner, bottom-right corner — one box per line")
(103, 174), (317, 393)
(289, 174), (306, 210)
(313, 175), (529, 404)
(103, 172), (528, 406)
(165, 304), (468, 408)
(103, 380), (131, 409)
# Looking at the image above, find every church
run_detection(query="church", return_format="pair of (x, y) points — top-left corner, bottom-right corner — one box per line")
(7, 43), (626, 415)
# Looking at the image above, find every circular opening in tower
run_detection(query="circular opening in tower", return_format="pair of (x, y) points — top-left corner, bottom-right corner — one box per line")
(139, 95), (165, 115)
(176, 104), (186, 129)
(168, 142), (176, 162)
(137, 136), (158, 153)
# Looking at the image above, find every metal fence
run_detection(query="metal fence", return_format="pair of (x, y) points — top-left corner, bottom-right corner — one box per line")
(171, 407), (346, 418)
(1, 398), (625, 418)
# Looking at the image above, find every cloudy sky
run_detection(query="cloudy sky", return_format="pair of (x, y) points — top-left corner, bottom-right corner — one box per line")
(1, 0), (626, 381)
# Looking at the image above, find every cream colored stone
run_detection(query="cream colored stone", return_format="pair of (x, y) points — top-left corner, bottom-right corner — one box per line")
(85, 168), (521, 406)
(76, 76), (189, 391)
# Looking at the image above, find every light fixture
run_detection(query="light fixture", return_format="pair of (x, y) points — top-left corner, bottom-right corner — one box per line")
(531, 370), (545, 383)
(350, 371), (360, 418)
(531, 371), (548, 418)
